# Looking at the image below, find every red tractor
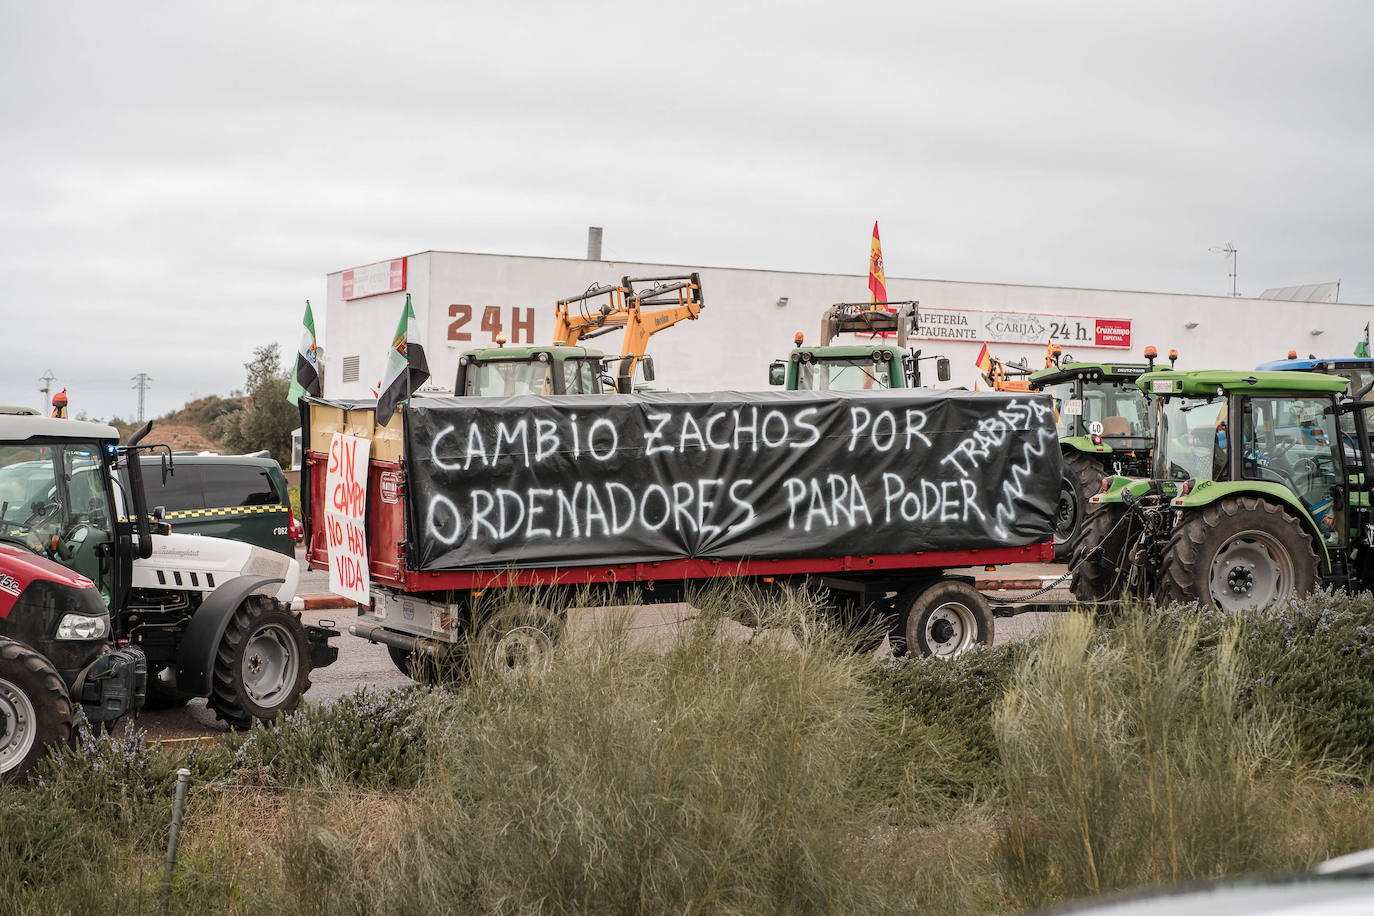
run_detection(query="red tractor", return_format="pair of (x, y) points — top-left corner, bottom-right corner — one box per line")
(0, 412), (148, 780)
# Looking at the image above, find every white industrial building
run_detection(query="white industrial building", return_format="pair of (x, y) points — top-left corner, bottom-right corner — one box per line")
(322, 249), (1370, 398)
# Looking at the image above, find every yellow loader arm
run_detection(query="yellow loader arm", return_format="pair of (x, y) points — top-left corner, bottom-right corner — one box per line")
(552, 273), (705, 391)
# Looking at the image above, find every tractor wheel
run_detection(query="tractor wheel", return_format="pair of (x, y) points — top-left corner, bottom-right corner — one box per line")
(1159, 496), (1318, 612)
(472, 605), (564, 680)
(1070, 504), (1131, 604)
(208, 597), (312, 728)
(1054, 452), (1109, 562)
(898, 580), (993, 659)
(0, 638), (73, 783)
(143, 667), (191, 710)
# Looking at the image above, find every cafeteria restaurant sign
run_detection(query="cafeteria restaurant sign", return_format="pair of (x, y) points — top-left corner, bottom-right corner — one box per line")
(912, 306), (1132, 349)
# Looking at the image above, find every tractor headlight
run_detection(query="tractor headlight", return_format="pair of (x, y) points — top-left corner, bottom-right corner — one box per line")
(56, 613), (109, 640)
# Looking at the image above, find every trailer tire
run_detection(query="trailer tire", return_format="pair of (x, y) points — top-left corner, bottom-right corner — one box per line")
(898, 580), (992, 659)
(1055, 452), (1109, 562)
(1159, 497), (1318, 612)
(387, 644), (464, 685)
(473, 605), (564, 679)
(208, 597), (312, 728)
(1070, 504), (1130, 604)
(0, 638), (73, 783)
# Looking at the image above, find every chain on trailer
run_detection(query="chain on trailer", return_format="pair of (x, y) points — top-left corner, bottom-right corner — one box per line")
(990, 506), (1140, 605)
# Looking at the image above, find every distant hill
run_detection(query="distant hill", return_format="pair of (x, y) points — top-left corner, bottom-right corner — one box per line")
(112, 394), (245, 451)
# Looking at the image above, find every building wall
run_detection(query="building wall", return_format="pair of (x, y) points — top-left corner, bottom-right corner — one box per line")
(323, 250), (1373, 398)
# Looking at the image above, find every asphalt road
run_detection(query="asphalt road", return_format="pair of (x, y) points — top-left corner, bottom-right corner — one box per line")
(139, 559), (1075, 741)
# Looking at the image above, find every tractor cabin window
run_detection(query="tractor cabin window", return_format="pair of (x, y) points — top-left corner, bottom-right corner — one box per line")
(1241, 396), (1344, 545)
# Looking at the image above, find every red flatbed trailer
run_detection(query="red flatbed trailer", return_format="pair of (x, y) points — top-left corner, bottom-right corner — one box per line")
(303, 394), (1058, 672)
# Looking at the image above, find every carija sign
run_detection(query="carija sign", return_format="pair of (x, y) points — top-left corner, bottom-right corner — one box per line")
(914, 306), (1132, 349)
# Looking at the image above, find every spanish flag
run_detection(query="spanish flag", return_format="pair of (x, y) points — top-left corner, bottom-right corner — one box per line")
(975, 344), (992, 374)
(867, 221), (887, 304)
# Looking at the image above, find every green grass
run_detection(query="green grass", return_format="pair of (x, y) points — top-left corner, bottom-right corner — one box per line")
(3, 590), (1374, 914)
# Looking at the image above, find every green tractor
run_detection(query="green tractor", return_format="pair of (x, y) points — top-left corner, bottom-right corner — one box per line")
(454, 339), (615, 396)
(768, 302), (950, 391)
(1029, 347), (1167, 560)
(1071, 368), (1370, 611)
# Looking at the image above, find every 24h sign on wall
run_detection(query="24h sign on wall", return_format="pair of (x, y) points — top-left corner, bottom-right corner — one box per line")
(914, 307), (1132, 349)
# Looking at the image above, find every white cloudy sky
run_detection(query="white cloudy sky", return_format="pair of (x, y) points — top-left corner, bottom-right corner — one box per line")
(3, 0), (1371, 420)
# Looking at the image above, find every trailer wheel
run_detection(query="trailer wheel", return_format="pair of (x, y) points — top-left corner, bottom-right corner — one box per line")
(898, 580), (993, 659)
(208, 597), (312, 728)
(473, 605), (564, 679)
(0, 638), (73, 783)
(1159, 497), (1318, 612)
(1055, 452), (1109, 561)
(386, 644), (464, 685)
(1070, 504), (1130, 604)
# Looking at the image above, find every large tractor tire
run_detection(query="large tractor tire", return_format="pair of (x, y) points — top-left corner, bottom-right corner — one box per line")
(1158, 496), (1318, 612)
(1070, 504), (1131, 604)
(897, 579), (993, 659)
(0, 638), (73, 783)
(208, 597), (311, 728)
(1054, 451), (1110, 562)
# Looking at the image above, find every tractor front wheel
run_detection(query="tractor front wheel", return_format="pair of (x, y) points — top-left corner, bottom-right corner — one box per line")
(208, 597), (311, 728)
(1054, 452), (1109, 561)
(1159, 496), (1318, 612)
(0, 638), (73, 782)
(1070, 504), (1131, 604)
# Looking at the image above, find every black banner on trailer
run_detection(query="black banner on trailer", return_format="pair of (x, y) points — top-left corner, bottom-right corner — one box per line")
(403, 389), (1062, 571)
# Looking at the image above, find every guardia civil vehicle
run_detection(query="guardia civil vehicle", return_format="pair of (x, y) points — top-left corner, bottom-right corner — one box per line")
(1071, 368), (1372, 611)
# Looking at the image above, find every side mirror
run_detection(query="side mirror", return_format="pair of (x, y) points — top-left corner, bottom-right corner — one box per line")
(936, 357), (951, 382)
(768, 361), (786, 386)
(640, 356), (656, 382)
(152, 505), (166, 521)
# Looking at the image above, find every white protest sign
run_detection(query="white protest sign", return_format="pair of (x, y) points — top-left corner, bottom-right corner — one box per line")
(324, 432), (371, 604)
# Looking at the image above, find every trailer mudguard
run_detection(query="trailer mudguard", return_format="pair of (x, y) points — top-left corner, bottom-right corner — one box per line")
(174, 575), (284, 698)
(1169, 480), (1331, 568)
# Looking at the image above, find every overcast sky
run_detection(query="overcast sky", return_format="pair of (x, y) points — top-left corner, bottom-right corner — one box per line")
(3, 0), (1372, 420)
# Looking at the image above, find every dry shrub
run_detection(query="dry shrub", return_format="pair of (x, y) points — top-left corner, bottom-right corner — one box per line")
(352, 584), (898, 914)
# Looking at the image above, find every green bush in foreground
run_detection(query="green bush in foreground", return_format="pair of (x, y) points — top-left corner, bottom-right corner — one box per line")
(864, 642), (1027, 817)
(1216, 590), (1374, 775)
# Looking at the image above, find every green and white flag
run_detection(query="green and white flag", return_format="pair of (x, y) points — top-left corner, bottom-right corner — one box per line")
(375, 293), (431, 426)
(1357, 323), (1370, 358)
(287, 301), (321, 406)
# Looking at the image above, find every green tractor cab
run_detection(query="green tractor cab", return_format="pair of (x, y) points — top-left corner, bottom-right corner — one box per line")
(455, 342), (639, 396)
(1071, 367), (1366, 612)
(768, 302), (950, 391)
(1029, 347), (1168, 560)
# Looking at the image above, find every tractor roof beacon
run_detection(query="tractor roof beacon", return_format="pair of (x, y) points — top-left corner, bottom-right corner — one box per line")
(0, 415), (337, 774)
(1069, 367), (1370, 613)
